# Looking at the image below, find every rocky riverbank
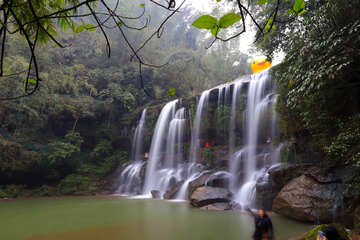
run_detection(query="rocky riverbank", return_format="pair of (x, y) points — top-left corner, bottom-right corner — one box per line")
(146, 159), (360, 229)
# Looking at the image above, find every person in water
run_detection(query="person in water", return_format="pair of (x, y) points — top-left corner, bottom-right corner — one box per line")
(253, 208), (274, 240)
(317, 226), (340, 240)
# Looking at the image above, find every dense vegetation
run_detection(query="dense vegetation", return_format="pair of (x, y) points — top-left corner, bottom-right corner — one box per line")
(0, 0), (252, 197)
(1, 0), (359, 198)
(255, 0), (360, 190)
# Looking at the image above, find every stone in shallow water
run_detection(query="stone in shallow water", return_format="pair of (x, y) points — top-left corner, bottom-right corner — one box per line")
(163, 180), (185, 200)
(200, 202), (232, 211)
(188, 171), (229, 199)
(190, 186), (234, 208)
(151, 190), (162, 199)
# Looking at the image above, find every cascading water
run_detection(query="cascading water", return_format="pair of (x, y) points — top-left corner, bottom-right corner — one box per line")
(116, 109), (147, 196)
(143, 100), (192, 194)
(116, 69), (282, 206)
(235, 69), (279, 206)
(143, 100), (178, 194)
(189, 90), (210, 175)
(131, 109), (147, 161)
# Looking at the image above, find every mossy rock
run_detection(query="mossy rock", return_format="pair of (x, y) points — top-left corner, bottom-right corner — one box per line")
(295, 223), (348, 240)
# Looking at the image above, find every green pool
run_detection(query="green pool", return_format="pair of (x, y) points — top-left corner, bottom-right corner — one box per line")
(0, 196), (312, 240)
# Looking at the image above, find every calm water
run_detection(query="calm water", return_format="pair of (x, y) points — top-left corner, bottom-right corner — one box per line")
(0, 196), (312, 240)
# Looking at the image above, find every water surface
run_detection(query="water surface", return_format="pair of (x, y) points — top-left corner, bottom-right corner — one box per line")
(0, 196), (312, 240)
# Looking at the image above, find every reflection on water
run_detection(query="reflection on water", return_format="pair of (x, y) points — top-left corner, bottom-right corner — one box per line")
(0, 196), (312, 240)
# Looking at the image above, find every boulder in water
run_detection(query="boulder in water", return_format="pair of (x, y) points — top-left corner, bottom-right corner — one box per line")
(151, 190), (162, 199)
(255, 163), (313, 210)
(273, 175), (355, 223)
(200, 202), (232, 211)
(188, 171), (229, 199)
(163, 180), (185, 200)
(190, 186), (234, 208)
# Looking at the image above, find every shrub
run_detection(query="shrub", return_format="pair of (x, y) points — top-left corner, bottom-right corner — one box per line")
(57, 174), (92, 195)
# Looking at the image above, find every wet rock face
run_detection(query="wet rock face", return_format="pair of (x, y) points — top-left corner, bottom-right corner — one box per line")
(304, 165), (358, 183)
(188, 171), (229, 199)
(151, 190), (162, 199)
(255, 163), (313, 210)
(343, 198), (360, 229)
(190, 186), (235, 208)
(273, 175), (355, 223)
(163, 180), (185, 200)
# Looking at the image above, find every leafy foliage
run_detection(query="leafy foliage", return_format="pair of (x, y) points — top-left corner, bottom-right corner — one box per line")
(264, 0), (360, 170)
(192, 13), (241, 37)
(57, 174), (92, 195)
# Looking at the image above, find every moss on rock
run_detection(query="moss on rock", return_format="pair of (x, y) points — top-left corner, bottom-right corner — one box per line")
(292, 223), (348, 240)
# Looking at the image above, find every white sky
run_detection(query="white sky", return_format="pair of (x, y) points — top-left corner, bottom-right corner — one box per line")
(184, 0), (284, 65)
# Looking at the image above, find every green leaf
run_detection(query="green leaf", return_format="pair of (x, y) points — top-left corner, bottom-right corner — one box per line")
(216, 0), (221, 2)
(257, 0), (268, 5)
(22, 78), (36, 84)
(192, 15), (218, 30)
(86, 24), (96, 31)
(218, 13), (241, 28)
(168, 88), (176, 97)
(117, 21), (123, 27)
(288, 9), (295, 14)
(76, 25), (85, 33)
(293, 0), (305, 13)
(147, 14), (151, 17)
(265, 18), (272, 29)
(297, 8), (306, 15)
(211, 26), (220, 37)
(140, 3), (145, 8)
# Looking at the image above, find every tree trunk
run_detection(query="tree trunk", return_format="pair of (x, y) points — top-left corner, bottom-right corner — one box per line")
(72, 108), (82, 134)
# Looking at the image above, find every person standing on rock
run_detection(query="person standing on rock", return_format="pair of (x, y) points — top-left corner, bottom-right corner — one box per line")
(253, 208), (274, 240)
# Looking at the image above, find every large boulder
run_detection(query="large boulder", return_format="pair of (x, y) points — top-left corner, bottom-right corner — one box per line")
(255, 163), (313, 210)
(304, 165), (358, 183)
(273, 174), (355, 223)
(190, 186), (234, 208)
(163, 180), (185, 200)
(188, 171), (230, 199)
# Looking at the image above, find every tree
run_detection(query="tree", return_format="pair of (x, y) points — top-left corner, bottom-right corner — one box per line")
(0, 0), (305, 100)
(263, 0), (360, 168)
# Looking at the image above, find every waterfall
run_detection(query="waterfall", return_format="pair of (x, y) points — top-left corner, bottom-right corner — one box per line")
(116, 161), (146, 195)
(142, 100), (193, 195)
(143, 100), (178, 194)
(131, 109), (147, 161)
(189, 90), (210, 175)
(116, 109), (147, 196)
(116, 69), (281, 205)
(235, 69), (278, 205)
